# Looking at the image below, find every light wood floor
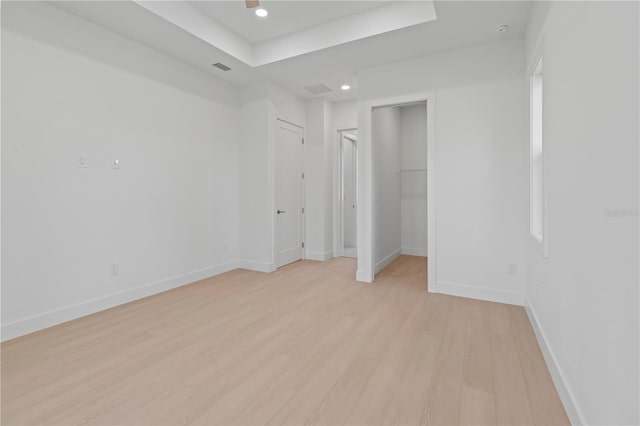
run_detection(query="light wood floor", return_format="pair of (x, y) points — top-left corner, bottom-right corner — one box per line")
(1, 256), (569, 425)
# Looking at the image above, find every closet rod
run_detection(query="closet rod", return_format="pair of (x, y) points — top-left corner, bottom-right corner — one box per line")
(400, 168), (427, 172)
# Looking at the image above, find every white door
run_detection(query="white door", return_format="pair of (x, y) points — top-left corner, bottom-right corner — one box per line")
(340, 131), (358, 258)
(276, 120), (304, 268)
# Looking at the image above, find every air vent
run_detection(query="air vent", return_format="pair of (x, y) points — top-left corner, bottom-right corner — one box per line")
(212, 62), (231, 71)
(304, 83), (333, 95)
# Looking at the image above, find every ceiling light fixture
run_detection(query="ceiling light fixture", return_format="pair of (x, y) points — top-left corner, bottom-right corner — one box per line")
(340, 84), (351, 91)
(255, 8), (268, 17)
(494, 24), (509, 33)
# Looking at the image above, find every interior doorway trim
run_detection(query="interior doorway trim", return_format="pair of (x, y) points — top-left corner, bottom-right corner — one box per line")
(336, 129), (358, 259)
(333, 122), (358, 261)
(357, 92), (435, 292)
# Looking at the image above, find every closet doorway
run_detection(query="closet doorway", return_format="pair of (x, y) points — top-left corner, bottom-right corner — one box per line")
(338, 130), (358, 258)
(372, 102), (428, 276)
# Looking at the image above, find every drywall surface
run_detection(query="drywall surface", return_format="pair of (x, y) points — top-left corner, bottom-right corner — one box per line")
(525, 2), (639, 424)
(372, 106), (401, 273)
(304, 99), (329, 260)
(322, 100), (334, 256)
(238, 84), (272, 270)
(303, 98), (335, 261)
(1, 1), (240, 339)
(269, 82), (306, 128)
(359, 39), (527, 302)
(332, 100), (358, 130)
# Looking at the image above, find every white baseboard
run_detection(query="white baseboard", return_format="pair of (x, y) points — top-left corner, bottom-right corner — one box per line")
(356, 269), (373, 283)
(431, 280), (524, 306)
(305, 250), (334, 261)
(401, 247), (427, 257)
(374, 248), (402, 274)
(525, 302), (585, 426)
(237, 260), (275, 273)
(1, 260), (239, 342)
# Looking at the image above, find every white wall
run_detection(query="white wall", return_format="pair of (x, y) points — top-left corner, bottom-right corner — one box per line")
(372, 106), (402, 273)
(399, 104), (428, 256)
(303, 98), (335, 261)
(238, 84), (272, 271)
(322, 101), (334, 256)
(332, 100), (358, 130)
(304, 99), (332, 260)
(359, 39), (527, 303)
(1, 1), (240, 339)
(269, 82), (306, 127)
(524, 2), (639, 424)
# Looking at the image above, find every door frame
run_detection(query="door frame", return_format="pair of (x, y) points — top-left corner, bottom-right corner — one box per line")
(357, 92), (435, 292)
(333, 124), (358, 259)
(274, 118), (305, 268)
(337, 130), (358, 258)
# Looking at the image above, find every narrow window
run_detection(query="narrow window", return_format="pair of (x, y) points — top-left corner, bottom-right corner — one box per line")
(530, 57), (544, 243)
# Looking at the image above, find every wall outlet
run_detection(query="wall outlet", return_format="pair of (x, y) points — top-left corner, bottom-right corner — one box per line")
(507, 263), (517, 275)
(109, 264), (119, 277)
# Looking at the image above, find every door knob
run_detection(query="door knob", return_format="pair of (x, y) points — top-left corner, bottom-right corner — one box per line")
(277, 210), (286, 214)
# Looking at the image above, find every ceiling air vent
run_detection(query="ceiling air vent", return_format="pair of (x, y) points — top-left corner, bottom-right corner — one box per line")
(304, 83), (333, 95)
(212, 62), (231, 71)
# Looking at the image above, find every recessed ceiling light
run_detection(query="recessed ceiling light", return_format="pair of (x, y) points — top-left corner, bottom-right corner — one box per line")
(340, 84), (351, 91)
(494, 24), (509, 33)
(255, 8), (268, 17)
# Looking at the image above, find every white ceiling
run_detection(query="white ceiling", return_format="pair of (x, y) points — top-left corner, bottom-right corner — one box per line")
(53, 1), (532, 102)
(190, 1), (392, 44)
(135, 0), (437, 66)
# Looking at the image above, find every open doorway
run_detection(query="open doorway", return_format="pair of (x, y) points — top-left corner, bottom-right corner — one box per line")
(371, 101), (429, 287)
(338, 130), (358, 258)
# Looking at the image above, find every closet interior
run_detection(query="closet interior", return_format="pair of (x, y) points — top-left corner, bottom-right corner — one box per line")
(372, 102), (428, 275)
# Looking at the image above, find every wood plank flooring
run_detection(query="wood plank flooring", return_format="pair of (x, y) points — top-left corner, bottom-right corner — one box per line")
(1, 256), (569, 425)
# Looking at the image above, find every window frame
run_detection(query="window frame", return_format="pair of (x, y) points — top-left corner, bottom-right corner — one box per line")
(529, 53), (548, 258)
